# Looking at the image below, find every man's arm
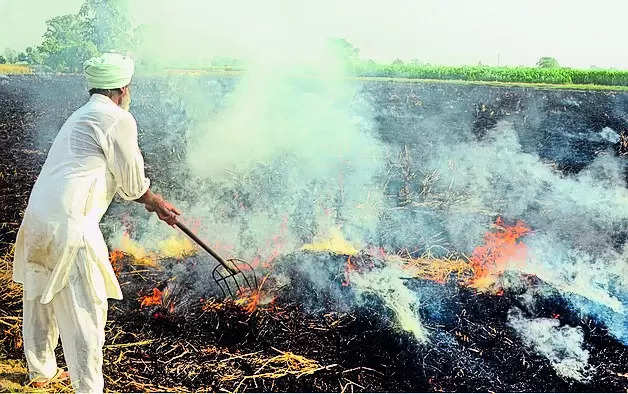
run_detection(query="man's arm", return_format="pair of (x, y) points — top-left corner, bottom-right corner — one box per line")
(106, 113), (181, 226)
(135, 189), (181, 226)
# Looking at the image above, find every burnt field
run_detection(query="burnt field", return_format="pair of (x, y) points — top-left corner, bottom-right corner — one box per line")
(1, 74), (627, 392)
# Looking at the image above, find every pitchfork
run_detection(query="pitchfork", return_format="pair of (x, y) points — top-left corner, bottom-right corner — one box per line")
(175, 220), (258, 299)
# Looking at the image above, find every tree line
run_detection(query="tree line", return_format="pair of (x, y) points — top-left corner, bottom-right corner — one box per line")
(1, 0), (136, 72)
(3, 1), (625, 87)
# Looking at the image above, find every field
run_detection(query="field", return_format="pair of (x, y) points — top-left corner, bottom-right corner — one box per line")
(4, 61), (628, 90)
(165, 62), (628, 89)
(352, 62), (628, 87)
(0, 74), (626, 392)
(0, 65), (31, 75)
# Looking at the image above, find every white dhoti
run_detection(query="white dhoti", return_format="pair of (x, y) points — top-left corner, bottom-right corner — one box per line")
(22, 248), (108, 393)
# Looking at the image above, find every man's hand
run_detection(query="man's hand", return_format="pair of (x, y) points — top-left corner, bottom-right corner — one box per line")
(136, 189), (181, 225)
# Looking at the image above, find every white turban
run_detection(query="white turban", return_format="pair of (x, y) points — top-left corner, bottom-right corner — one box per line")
(83, 53), (134, 89)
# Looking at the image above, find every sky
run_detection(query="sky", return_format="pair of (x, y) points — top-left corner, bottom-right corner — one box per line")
(1, 0), (627, 69)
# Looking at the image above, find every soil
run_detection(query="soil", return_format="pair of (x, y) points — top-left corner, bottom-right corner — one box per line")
(0, 74), (626, 392)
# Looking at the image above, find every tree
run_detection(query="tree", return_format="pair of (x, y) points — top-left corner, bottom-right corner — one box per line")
(536, 56), (560, 68)
(79, 0), (136, 52)
(4, 48), (17, 63)
(25, 47), (44, 64)
(32, 0), (138, 72)
(0, 55), (6, 64)
(392, 58), (404, 65)
(37, 14), (98, 72)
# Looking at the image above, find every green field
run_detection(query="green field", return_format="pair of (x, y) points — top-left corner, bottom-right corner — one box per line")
(351, 62), (628, 88)
(4, 62), (628, 92)
(146, 62), (628, 91)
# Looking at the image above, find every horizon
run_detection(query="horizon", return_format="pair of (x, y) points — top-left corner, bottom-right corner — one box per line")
(1, 0), (627, 70)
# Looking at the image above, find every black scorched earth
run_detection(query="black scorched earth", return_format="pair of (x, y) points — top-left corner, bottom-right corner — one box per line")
(0, 74), (626, 392)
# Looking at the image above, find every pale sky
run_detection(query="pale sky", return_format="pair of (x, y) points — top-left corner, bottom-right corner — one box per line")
(1, 0), (627, 69)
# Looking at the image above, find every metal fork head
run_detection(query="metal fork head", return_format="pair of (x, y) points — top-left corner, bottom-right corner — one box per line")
(211, 258), (259, 299)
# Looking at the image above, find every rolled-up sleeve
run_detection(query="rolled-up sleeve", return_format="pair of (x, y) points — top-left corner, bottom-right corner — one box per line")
(105, 112), (150, 200)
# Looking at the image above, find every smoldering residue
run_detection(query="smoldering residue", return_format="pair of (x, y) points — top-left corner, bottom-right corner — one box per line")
(507, 307), (592, 382)
(98, 1), (628, 345)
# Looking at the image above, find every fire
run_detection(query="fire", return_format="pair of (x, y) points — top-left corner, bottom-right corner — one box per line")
(158, 235), (197, 259)
(340, 254), (377, 287)
(234, 289), (259, 313)
(342, 256), (356, 286)
(470, 217), (531, 290)
(139, 288), (163, 307)
(139, 286), (178, 313)
(234, 273), (274, 313)
(109, 249), (124, 275)
(301, 227), (359, 255)
(116, 232), (198, 265)
(201, 299), (226, 312)
(120, 232), (157, 266)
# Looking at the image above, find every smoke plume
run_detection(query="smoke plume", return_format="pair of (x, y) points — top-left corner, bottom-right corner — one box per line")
(95, 0), (628, 345)
(507, 307), (592, 382)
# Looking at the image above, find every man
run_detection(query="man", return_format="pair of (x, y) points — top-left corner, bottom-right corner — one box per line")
(12, 53), (180, 392)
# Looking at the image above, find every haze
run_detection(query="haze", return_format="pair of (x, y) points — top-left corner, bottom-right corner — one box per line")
(1, 0), (627, 69)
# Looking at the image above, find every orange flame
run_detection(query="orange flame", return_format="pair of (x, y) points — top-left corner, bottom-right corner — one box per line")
(234, 273), (274, 313)
(139, 288), (163, 307)
(470, 217), (531, 289)
(201, 298), (226, 312)
(234, 289), (261, 314)
(109, 249), (124, 276)
(342, 255), (356, 286)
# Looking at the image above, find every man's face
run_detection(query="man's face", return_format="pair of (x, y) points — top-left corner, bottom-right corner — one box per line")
(120, 85), (131, 112)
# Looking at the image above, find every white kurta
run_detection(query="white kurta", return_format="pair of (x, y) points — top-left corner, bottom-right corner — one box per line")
(13, 93), (150, 304)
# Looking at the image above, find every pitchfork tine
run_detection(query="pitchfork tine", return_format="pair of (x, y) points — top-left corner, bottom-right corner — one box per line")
(212, 266), (232, 298)
(175, 220), (260, 298)
(231, 274), (244, 295)
(234, 260), (257, 289)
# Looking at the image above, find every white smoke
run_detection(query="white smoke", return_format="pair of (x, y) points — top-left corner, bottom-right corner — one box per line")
(105, 0), (628, 347)
(413, 120), (627, 341)
(507, 307), (592, 382)
(351, 263), (429, 343)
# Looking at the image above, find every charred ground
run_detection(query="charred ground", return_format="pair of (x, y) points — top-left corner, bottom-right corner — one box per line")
(0, 74), (626, 392)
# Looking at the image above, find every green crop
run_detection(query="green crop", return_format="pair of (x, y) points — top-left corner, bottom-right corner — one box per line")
(350, 62), (628, 87)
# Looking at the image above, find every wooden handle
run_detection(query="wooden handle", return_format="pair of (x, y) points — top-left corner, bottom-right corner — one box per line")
(175, 221), (236, 274)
